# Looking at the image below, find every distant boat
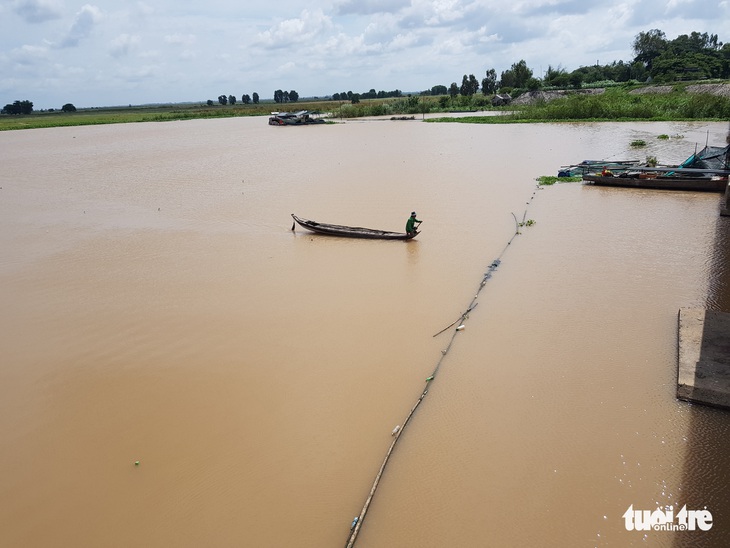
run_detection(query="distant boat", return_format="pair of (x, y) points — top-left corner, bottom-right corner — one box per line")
(291, 214), (418, 240)
(269, 111), (326, 126)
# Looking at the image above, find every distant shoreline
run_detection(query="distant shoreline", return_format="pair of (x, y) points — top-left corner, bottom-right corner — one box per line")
(2, 81), (729, 131)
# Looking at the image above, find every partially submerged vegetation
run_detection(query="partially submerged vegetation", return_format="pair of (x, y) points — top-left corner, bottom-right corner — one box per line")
(537, 176), (583, 185)
(429, 84), (730, 124)
(2, 81), (729, 131)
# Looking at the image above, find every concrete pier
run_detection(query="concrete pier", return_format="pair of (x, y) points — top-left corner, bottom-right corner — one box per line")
(677, 308), (730, 410)
(722, 180), (730, 216)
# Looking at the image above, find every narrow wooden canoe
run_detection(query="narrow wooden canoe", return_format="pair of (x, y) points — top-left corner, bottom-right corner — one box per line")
(291, 214), (418, 240)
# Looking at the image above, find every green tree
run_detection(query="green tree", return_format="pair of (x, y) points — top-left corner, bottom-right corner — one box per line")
(448, 82), (459, 98)
(499, 69), (515, 89)
(274, 89), (284, 103)
(511, 60), (533, 87)
(61, 103), (76, 112)
(481, 69), (497, 94)
(242, 94), (251, 104)
(722, 44), (730, 78)
(499, 61), (532, 89)
(206, 99), (214, 106)
(1, 100), (33, 115)
(431, 84), (447, 95)
(459, 74), (479, 96)
(460, 75), (470, 96)
(544, 65), (568, 87)
(228, 95), (236, 105)
(252, 92), (259, 104)
(526, 77), (542, 91)
(632, 29), (667, 71)
(218, 94), (227, 105)
(289, 90), (299, 102)
(569, 71), (583, 89)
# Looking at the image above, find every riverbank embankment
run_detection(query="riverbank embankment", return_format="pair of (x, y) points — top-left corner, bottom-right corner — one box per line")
(678, 308), (730, 409)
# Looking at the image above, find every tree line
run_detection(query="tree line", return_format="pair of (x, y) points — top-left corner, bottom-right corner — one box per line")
(1, 100), (34, 115)
(208, 92), (261, 106)
(348, 30), (729, 101)
(208, 90), (300, 105)
(3, 30), (727, 115)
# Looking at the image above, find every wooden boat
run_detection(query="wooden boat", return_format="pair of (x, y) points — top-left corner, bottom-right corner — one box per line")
(572, 143), (730, 191)
(291, 214), (418, 240)
(583, 172), (728, 192)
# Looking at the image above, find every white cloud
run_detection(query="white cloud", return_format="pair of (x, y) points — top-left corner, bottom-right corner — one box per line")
(335, 0), (410, 15)
(136, 1), (154, 16)
(254, 9), (334, 49)
(10, 44), (50, 65)
(165, 34), (197, 46)
(0, 0), (724, 108)
(60, 4), (102, 48)
(12, 0), (62, 23)
(424, 0), (469, 25)
(109, 33), (140, 57)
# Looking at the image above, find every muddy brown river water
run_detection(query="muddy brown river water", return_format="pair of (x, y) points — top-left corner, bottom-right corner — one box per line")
(1, 117), (729, 547)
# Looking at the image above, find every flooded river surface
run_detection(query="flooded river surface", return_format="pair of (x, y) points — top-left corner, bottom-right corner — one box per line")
(1, 117), (729, 547)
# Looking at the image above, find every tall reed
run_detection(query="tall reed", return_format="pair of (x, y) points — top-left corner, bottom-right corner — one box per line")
(508, 89), (730, 121)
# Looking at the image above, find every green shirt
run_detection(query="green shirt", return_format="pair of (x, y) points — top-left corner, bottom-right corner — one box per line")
(406, 216), (421, 232)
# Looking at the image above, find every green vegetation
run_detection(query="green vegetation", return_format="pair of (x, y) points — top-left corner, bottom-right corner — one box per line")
(0, 100), (343, 131)
(537, 176), (582, 185)
(513, 87), (730, 121)
(3, 28), (728, 130)
(429, 85), (730, 124)
(631, 139), (647, 147)
(3, 82), (729, 131)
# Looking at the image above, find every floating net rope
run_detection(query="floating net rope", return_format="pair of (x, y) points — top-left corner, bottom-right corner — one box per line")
(344, 185), (540, 547)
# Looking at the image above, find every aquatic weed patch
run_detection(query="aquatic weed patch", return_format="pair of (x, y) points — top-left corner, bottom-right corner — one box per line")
(537, 175), (582, 185)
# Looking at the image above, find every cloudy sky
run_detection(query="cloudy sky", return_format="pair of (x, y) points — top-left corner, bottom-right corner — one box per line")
(1, 0), (727, 109)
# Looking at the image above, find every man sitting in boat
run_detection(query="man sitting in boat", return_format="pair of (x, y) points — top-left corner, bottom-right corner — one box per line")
(406, 211), (422, 235)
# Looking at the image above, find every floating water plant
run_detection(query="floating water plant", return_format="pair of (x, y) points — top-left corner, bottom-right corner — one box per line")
(536, 175), (582, 185)
(658, 134), (670, 140)
(630, 139), (647, 147)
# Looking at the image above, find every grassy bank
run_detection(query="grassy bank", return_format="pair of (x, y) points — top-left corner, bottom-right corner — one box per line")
(3, 82), (730, 131)
(428, 85), (730, 124)
(0, 100), (349, 131)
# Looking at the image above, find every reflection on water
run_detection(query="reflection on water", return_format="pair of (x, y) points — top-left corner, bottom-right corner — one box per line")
(0, 119), (728, 547)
